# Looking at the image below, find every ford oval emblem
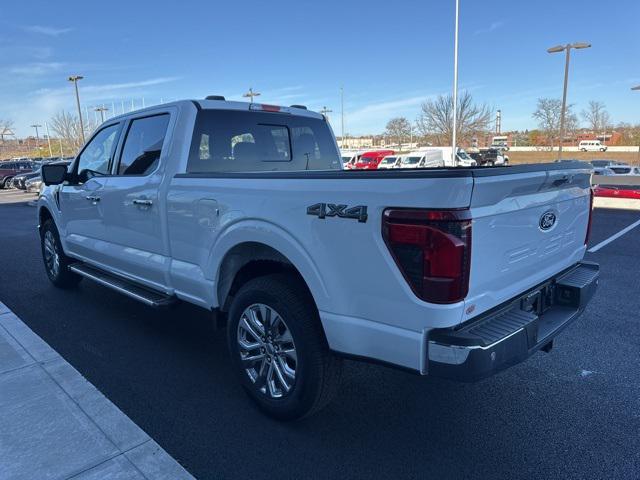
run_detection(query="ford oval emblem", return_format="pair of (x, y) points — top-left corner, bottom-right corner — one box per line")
(539, 211), (557, 231)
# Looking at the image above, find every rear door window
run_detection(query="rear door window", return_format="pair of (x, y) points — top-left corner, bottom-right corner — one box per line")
(187, 110), (340, 173)
(117, 114), (170, 175)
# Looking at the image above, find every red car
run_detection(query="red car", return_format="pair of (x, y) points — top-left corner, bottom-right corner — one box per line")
(353, 150), (395, 170)
(593, 185), (640, 200)
(0, 160), (34, 188)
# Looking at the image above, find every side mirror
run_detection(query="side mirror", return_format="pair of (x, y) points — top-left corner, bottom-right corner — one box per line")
(42, 164), (68, 186)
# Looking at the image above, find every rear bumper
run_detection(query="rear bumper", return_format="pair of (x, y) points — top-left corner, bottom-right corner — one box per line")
(427, 261), (599, 381)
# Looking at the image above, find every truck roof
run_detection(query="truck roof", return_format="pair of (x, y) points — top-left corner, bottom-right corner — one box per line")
(107, 98), (325, 123)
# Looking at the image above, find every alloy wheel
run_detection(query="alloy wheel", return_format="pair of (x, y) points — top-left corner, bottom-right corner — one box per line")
(237, 303), (297, 399)
(43, 230), (60, 277)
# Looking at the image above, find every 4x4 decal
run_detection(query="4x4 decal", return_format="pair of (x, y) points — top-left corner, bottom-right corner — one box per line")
(306, 203), (368, 223)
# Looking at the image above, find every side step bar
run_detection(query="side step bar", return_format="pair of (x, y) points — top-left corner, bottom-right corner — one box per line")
(69, 264), (177, 308)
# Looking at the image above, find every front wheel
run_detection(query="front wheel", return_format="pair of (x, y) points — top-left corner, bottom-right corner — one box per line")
(40, 219), (82, 288)
(227, 273), (342, 420)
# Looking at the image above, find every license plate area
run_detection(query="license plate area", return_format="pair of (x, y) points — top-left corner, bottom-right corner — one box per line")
(520, 283), (555, 315)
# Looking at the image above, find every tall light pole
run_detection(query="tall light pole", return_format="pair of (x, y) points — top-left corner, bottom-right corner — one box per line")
(547, 42), (591, 159)
(451, 0), (460, 165)
(30, 124), (42, 152)
(632, 86), (640, 164)
(68, 75), (85, 144)
(340, 86), (345, 145)
(95, 106), (108, 123)
(45, 123), (53, 157)
(243, 88), (261, 103)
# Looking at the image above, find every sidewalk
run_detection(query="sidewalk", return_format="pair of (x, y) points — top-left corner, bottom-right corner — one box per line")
(0, 301), (195, 480)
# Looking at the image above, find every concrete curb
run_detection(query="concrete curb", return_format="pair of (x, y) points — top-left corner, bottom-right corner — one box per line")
(0, 302), (196, 480)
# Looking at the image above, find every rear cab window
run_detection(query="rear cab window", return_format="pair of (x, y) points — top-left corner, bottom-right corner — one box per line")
(187, 110), (341, 173)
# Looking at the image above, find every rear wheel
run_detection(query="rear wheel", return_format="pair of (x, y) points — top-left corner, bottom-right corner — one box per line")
(3, 177), (13, 189)
(40, 219), (82, 288)
(227, 273), (342, 420)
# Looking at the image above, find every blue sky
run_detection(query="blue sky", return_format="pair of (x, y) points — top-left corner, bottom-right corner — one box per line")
(1, 0), (639, 137)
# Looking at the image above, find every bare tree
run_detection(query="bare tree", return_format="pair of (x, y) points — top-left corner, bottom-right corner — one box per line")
(0, 119), (15, 141)
(581, 101), (611, 133)
(49, 111), (96, 148)
(385, 117), (411, 149)
(532, 98), (578, 147)
(416, 91), (493, 146)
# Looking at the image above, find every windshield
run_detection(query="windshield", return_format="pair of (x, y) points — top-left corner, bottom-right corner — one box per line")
(457, 151), (472, 160)
(341, 156), (353, 163)
(403, 157), (421, 165)
(358, 157), (374, 163)
(610, 167), (631, 174)
(381, 157), (397, 164)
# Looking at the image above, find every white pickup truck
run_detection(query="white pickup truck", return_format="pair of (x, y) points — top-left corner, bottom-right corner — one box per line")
(38, 98), (599, 420)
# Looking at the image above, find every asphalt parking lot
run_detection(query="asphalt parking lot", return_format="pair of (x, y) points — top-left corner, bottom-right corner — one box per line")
(1, 188), (639, 479)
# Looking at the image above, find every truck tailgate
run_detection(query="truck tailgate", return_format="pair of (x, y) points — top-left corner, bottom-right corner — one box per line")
(463, 165), (593, 321)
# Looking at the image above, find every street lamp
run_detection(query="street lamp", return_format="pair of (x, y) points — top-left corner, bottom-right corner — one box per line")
(631, 86), (640, 165)
(451, 0), (460, 165)
(243, 88), (261, 103)
(94, 106), (108, 123)
(547, 42), (591, 159)
(68, 75), (85, 144)
(30, 124), (42, 152)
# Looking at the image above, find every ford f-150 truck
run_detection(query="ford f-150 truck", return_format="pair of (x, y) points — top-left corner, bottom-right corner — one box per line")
(38, 98), (599, 420)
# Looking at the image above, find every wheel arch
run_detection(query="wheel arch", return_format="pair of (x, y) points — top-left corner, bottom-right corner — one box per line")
(217, 242), (317, 314)
(38, 205), (54, 230)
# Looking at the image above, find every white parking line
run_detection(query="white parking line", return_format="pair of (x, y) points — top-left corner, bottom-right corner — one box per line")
(588, 217), (640, 253)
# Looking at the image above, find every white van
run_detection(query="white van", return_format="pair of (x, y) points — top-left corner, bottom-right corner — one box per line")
(377, 155), (402, 169)
(398, 150), (445, 169)
(579, 140), (607, 152)
(424, 147), (478, 167)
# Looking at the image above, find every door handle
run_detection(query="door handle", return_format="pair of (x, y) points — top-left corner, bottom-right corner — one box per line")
(133, 199), (153, 207)
(85, 195), (100, 203)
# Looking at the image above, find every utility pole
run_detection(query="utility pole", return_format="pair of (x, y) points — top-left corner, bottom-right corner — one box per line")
(496, 109), (502, 135)
(68, 75), (85, 144)
(95, 106), (108, 123)
(319, 106), (332, 122)
(243, 88), (261, 103)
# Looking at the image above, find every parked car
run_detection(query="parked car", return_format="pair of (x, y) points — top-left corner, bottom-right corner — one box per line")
(592, 167), (614, 176)
(340, 150), (364, 169)
(12, 169), (42, 190)
(579, 140), (607, 152)
(38, 98), (598, 420)
(607, 165), (640, 176)
(590, 160), (622, 168)
(377, 155), (402, 169)
(470, 148), (509, 166)
(593, 185), (640, 199)
(353, 150), (395, 170)
(0, 161), (34, 188)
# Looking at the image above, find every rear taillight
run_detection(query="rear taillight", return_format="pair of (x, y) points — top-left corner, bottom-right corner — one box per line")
(585, 188), (594, 245)
(382, 209), (472, 304)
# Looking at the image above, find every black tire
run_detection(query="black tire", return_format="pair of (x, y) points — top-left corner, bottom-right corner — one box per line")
(3, 177), (13, 189)
(227, 273), (342, 420)
(40, 219), (82, 288)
